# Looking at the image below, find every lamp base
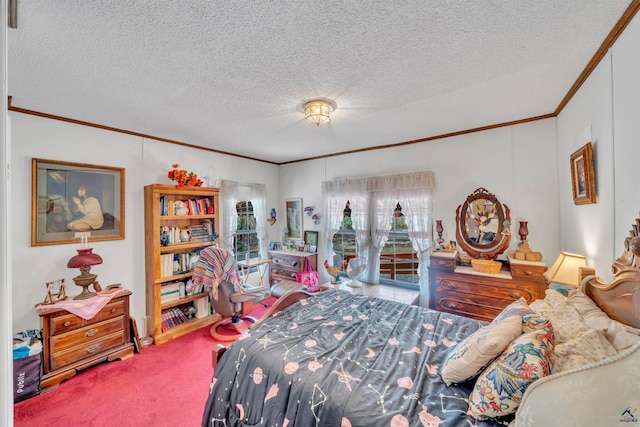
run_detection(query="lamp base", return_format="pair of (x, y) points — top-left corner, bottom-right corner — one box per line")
(72, 272), (99, 300)
(74, 286), (98, 300)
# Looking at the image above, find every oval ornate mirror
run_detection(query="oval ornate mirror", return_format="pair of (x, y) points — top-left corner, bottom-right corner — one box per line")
(455, 187), (511, 260)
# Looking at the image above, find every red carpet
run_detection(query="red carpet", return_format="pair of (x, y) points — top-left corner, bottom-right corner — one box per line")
(14, 298), (275, 427)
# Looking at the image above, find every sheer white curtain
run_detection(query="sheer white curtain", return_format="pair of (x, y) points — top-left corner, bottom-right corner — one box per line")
(249, 184), (267, 259)
(219, 180), (240, 253)
(322, 178), (370, 280)
(367, 171), (435, 305)
(400, 186), (434, 307)
(366, 187), (397, 284)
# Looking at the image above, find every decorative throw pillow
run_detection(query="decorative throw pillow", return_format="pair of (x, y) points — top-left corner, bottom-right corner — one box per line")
(440, 314), (522, 386)
(543, 288), (567, 308)
(493, 298), (532, 323)
(566, 291), (640, 350)
(552, 327), (617, 373)
(467, 321), (554, 420)
(544, 304), (589, 344)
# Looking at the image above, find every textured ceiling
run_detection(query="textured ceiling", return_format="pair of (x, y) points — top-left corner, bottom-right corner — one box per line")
(7, 1), (633, 164)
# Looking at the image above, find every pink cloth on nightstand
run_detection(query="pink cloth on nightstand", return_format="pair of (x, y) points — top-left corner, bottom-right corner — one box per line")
(35, 288), (125, 320)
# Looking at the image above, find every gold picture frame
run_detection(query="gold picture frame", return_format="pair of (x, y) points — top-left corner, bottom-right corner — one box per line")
(32, 158), (125, 246)
(570, 142), (597, 205)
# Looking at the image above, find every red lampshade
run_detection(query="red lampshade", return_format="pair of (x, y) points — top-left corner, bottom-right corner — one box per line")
(67, 248), (103, 269)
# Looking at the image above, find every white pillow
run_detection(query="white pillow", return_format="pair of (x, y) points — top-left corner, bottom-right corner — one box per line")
(566, 291), (640, 350)
(440, 314), (522, 386)
(552, 327), (617, 373)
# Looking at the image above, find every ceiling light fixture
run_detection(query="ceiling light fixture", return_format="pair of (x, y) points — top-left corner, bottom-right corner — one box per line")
(304, 100), (335, 126)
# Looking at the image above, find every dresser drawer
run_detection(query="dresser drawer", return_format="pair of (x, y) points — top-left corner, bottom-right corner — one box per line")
(436, 277), (537, 302)
(270, 267), (299, 281)
(50, 332), (126, 371)
(430, 255), (456, 270)
(50, 316), (125, 353)
(509, 263), (547, 281)
(434, 291), (503, 322)
(270, 255), (302, 271)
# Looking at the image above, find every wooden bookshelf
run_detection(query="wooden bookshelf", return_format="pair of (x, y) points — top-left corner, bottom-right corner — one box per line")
(144, 184), (221, 345)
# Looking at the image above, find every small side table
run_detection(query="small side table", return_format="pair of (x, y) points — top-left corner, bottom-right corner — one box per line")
(36, 289), (134, 392)
(237, 258), (271, 287)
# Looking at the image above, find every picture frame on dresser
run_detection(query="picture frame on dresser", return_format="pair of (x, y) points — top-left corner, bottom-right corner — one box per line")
(285, 198), (303, 240)
(32, 158), (125, 246)
(570, 142), (597, 205)
(303, 230), (318, 248)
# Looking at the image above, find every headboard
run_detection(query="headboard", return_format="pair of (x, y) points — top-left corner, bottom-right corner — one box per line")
(580, 215), (640, 329)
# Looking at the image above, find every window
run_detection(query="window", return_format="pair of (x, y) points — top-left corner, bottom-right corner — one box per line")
(332, 201), (357, 274)
(323, 171), (433, 301)
(379, 203), (418, 286)
(234, 201), (258, 262)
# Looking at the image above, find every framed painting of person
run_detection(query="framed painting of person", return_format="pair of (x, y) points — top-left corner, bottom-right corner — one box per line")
(570, 142), (597, 205)
(32, 158), (125, 246)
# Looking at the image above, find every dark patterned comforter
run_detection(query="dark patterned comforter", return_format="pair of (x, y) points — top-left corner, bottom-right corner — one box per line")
(201, 289), (506, 427)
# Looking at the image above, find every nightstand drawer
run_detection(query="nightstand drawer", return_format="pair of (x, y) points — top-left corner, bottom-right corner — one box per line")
(50, 332), (125, 371)
(50, 314), (84, 335)
(101, 298), (126, 320)
(50, 317), (125, 353)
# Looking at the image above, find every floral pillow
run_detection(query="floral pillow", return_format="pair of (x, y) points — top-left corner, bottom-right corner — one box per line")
(467, 320), (554, 420)
(440, 314), (522, 386)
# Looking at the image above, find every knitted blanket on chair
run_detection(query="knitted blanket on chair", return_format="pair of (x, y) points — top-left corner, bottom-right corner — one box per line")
(192, 247), (242, 301)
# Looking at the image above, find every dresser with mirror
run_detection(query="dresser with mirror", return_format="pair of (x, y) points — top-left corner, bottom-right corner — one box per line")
(429, 187), (548, 321)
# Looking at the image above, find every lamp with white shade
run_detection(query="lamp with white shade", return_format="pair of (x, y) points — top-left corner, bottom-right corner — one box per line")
(543, 252), (587, 295)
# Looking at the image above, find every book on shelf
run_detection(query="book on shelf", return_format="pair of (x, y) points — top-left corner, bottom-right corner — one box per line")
(195, 295), (210, 318)
(160, 306), (190, 332)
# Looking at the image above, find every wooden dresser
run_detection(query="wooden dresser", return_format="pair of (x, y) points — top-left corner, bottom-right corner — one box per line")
(268, 250), (318, 286)
(429, 252), (547, 322)
(37, 289), (134, 392)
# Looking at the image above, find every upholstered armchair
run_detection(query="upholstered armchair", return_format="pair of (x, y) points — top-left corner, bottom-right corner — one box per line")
(192, 247), (271, 341)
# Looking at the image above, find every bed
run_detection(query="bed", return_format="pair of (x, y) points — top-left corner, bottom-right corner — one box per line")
(201, 217), (640, 427)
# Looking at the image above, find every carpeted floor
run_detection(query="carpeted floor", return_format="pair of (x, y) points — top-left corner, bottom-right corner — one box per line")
(14, 298), (275, 427)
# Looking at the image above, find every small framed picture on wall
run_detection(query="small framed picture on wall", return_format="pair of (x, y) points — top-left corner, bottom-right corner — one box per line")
(570, 142), (597, 205)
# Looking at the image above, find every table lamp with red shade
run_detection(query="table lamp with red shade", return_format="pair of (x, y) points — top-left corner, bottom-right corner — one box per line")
(67, 236), (103, 300)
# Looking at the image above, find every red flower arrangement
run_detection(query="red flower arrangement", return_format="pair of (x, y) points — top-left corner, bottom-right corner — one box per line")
(167, 164), (203, 188)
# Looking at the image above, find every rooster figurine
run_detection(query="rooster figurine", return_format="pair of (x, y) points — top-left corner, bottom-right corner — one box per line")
(324, 258), (343, 284)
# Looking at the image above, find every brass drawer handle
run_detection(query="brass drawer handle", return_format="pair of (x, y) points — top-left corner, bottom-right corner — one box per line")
(111, 308), (117, 314)
(509, 291), (523, 299)
(85, 328), (98, 337)
(523, 270), (533, 275)
(63, 321), (71, 327)
(84, 344), (100, 354)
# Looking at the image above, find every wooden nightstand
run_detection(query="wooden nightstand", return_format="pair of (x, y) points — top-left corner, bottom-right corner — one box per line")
(320, 281), (419, 305)
(37, 289), (134, 392)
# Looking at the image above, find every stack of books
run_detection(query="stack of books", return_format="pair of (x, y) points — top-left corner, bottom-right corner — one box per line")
(160, 307), (190, 332)
(160, 282), (182, 304)
(187, 225), (209, 242)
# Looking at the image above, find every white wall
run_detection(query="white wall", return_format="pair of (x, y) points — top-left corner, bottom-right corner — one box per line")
(280, 119), (560, 285)
(10, 113), (279, 332)
(612, 12), (640, 253)
(557, 12), (640, 281)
